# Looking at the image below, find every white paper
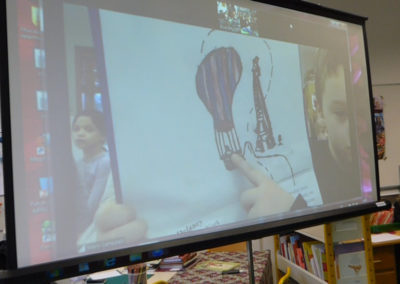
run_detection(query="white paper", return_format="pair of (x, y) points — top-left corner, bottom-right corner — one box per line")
(371, 233), (400, 244)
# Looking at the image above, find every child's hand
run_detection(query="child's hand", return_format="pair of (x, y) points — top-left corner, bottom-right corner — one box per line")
(231, 154), (295, 218)
(94, 200), (147, 243)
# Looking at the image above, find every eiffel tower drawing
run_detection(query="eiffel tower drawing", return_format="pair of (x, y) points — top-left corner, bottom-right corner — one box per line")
(252, 56), (276, 152)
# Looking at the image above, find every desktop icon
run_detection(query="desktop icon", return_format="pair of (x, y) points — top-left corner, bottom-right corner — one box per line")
(129, 254), (142, 262)
(36, 90), (48, 111)
(34, 48), (46, 69)
(39, 177), (53, 198)
(41, 219), (56, 244)
(104, 257), (116, 268)
(42, 232), (56, 243)
(79, 262), (90, 273)
(36, 146), (46, 156)
(47, 268), (63, 279)
(150, 249), (165, 258)
(31, 5), (44, 31)
(33, 135), (48, 160)
(41, 220), (54, 234)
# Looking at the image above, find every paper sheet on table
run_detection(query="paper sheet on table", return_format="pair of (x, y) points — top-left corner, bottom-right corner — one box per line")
(88, 269), (122, 280)
(371, 233), (400, 243)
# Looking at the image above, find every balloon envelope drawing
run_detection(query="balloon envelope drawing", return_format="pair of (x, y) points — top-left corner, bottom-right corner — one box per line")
(196, 47), (243, 170)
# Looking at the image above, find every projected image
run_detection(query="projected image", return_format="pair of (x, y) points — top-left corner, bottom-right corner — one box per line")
(36, 91), (48, 111)
(300, 46), (362, 203)
(217, 1), (259, 36)
(6, 0), (378, 272)
(75, 47), (104, 112)
(195, 47), (295, 185)
(89, 10), (327, 249)
(193, 29), (318, 200)
(71, 110), (111, 240)
(195, 47), (243, 170)
(31, 4), (44, 32)
(41, 220), (56, 246)
(68, 47), (117, 247)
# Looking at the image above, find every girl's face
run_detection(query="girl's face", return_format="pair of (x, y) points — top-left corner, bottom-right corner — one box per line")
(72, 116), (105, 151)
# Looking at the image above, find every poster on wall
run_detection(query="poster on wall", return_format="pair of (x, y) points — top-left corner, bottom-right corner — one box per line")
(0, 117), (3, 196)
(373, 96), (385, 159)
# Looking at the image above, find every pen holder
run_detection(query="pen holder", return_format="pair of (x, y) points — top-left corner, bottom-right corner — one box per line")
(127, 273), (147, 284)
(127, 264), (147, 284)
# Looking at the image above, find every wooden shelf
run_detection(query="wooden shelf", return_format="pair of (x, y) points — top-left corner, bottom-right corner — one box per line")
(275, 215), (375, 284)
(277, 254), (326, 284)
(296, 225), (325, 243)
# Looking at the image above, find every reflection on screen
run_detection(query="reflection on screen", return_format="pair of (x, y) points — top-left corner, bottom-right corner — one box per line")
(6, 0), (377, 268)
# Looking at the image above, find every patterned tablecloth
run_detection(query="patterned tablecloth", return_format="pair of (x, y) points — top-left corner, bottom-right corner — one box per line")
(167, 250), (273, 284)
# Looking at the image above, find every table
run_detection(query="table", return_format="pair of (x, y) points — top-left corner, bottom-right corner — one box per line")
(372, 231), (400, 283)
(166, 250), (273, 284)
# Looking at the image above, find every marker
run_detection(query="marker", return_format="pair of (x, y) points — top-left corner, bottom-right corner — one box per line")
(221, 269), (244, 275)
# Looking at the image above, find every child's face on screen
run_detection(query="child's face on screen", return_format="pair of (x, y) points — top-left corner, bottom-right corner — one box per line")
(321, 65), (352, 167)
(72, 116), (104, 151)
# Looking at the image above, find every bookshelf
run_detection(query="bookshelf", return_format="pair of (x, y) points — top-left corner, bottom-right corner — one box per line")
(274, 215), (375, 284)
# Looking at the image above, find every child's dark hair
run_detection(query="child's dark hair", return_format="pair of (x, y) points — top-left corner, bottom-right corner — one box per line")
(72, 109), (107, 137)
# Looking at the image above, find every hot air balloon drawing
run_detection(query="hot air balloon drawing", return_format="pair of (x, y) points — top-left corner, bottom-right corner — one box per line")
(196, 45), (295, 185)
(196, 47), (242, 170)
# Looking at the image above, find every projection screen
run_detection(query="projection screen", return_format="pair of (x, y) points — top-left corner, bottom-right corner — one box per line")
(0, 0), (388, 281)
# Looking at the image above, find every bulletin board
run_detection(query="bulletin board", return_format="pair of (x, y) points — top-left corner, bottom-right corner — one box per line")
(375, 85), (400, 187)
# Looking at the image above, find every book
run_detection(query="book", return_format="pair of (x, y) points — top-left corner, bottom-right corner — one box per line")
(302, 240), (320, 274)
(311, 242), (325, 279)
(310, 256), (319, 278)
(279, 235), (289, 258)
(334, 242), (365, 279)
(296, 247), (306, 269)
(161, 252), (196, 264)
(289, 234), (302, 266)
(195, 260), (240, 272)
(320, 246), (328, 281)
(337, 250), (366, 279)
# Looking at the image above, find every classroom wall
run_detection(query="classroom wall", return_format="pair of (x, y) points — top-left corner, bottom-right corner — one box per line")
(305, 0), (400, 85)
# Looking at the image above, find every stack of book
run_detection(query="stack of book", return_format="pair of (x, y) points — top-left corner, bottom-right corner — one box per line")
(158, 252), (198, 271)
(279, 232), (367, 282)
(279, 233), (328, 281)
